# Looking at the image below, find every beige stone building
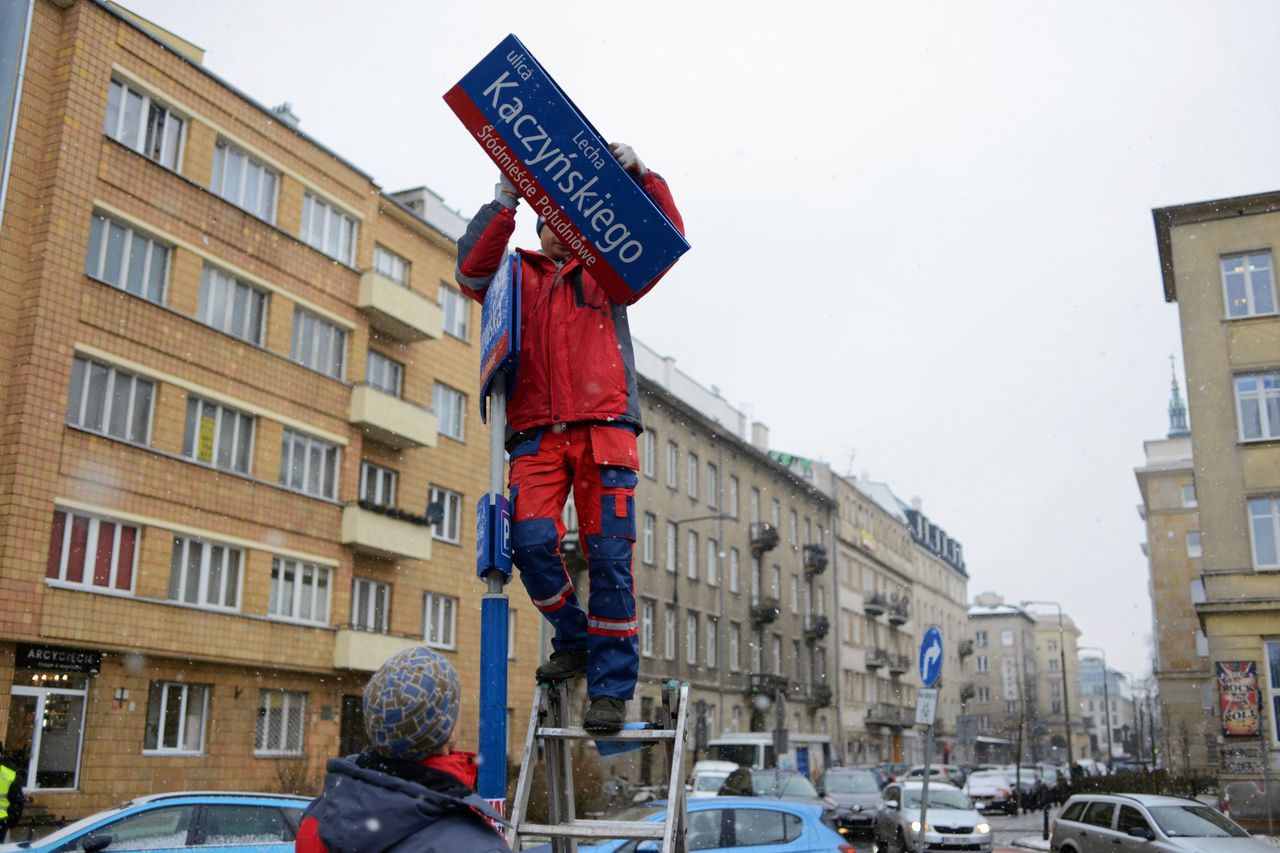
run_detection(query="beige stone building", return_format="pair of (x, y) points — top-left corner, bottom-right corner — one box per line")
(1135, 377), (1215, 774)
(0, 0), (540, 821)
(1154, 189), (1280, 788)
(1026, 609), (1088, 763)
(966, 593), (1038, 763)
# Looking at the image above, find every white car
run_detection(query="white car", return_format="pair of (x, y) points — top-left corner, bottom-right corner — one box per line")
(687, 759), (739, 798)
(874, 780), (993, 853)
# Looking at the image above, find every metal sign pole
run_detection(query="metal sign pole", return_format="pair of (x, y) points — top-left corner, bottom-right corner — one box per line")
(477, 376), (510, 817)
(919, 719), (934, 853)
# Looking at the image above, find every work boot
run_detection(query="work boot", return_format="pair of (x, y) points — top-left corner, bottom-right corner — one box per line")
(535, 648), (588, 682)
(583, 696), (626, 733)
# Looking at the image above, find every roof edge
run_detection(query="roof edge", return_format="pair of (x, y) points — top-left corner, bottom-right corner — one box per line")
(1153, 189), (1280, 303)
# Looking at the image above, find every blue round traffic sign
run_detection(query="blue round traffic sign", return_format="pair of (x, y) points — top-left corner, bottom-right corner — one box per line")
(919, 626), (944, 687)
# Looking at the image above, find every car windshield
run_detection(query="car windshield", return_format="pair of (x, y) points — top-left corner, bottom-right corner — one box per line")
(694, 773), (729, 792)
(754, 773), (819, 798)
(825, 772), (881, 794)
(904, 788), (974, 810)
(1148, 806), (1250, 838)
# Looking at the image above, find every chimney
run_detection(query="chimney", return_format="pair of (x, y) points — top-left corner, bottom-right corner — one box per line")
(271, 102), (301, 129)
(974, 591), (1003, 607)
(751, 421), (769, 451)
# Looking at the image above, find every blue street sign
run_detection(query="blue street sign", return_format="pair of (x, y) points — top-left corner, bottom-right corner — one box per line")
(479, 252), (520, 424)
(476, 493), (513, 582)
(920, 626), (944, 688)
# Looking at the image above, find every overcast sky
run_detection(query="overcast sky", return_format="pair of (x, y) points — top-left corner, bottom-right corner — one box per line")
(118, 0), (1280, 681)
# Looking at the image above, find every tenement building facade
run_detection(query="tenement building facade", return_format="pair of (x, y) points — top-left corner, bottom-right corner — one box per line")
(0, 0), (537, 819)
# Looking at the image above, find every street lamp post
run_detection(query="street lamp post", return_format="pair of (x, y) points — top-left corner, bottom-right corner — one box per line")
(1022, 600), (1073, 767)
(1079, 646), (1113, 769)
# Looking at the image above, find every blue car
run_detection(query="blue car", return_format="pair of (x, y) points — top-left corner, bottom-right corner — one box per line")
(0, 791), (312, 853)
(574, 797), (851, 853)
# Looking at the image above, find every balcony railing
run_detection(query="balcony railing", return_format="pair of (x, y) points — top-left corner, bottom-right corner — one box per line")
(349, 384), (437, 450)
(749, 522), (780, 555)
(888, 654), (911, 676)
(958, 639), (974, 658)
(803, 615), (830, 641)
(745, 672), (789, 697)
(865, 647), (890, 670)
(357, 270), (443, 343)
(341, 503), (432, 561)
(864, 592), (888, 617)
(805, 684), (834, 707)
(887, 598), (910, 625)
(750, 595), (781, 624)
(866, 702), (915, 728)
(959, 683), (976, 702)
(802, 544), (829, 575)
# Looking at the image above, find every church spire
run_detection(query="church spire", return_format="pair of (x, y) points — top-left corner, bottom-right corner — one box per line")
(1168, 355), (1189, 438)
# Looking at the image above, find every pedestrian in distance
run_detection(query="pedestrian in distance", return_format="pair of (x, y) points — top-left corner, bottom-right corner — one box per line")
(296, 647), (511, 853)
(455, 142), (684, 733)
(0, 742), (26, 844)
(718, 767), (754, 797)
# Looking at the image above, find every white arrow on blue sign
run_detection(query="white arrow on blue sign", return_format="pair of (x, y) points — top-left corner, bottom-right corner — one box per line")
(919, 625), (944, 687)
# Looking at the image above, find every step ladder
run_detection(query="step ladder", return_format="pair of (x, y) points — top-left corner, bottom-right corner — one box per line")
(507, 679), (690, 853)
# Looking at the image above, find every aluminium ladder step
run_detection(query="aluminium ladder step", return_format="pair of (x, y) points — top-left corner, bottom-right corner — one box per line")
(518, 819), (666, 841)
(535, 725), (676, 741)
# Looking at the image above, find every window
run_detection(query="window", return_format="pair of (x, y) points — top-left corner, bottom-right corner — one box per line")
(1049, 658), (1059, 671)
(707, 538), (719, 586)
(1006, 699), (1018, 713)
(1222, 252), (1276, 318)
(1182, 483), (1197, 508)
(772, 634), (783, 675)
(46, 509), (137, 592)
(642, 431), (656, 478)
(290, 308), (346, 379)
(975, 630), (988, 647)
(1249, 497), (1280, 569)
(729, 622), (741, 671)
(642, 513), (656, 565)
(665, 521), (678, 572)
(373, 245), (409, 286)
(1187, 531), (1202, 558)
(686, 613), (699, 665)
(182, 397), (255, 474)
(706, 616), (718, 668)
(735, 808), (803, 846)
(366, 351), (404, 397)
(104, 79), (185, 169)
(750, 488), (761, 524)
(771, 565), (781, 597)
(144, 681), (208, 754)
(1082, 801), (1115, 828)
(790, 575), (799, 614)
(728, 475), (739, 517)
(772, 499), (781, 527)
(255, 690), (306, 756)
(641, 600), (655, 657)
(665, 441), (679, 489)
(168, 536), (241, 610)
(1048, 639), (1059, 652)
(351, 578), (389, 633)
(433, 382), (466, 441)
(268, 557), (331, 624)
(1001, 630), (1014, 647)
(279, 429), (340, 499)
(424, 592), (458, 649)
(1235, 373), (1280, 441)
(429, 485), (463, 543)
(707, 463), (719, 507)
(301, 193), (357, 264)
(85, 213), (169, 304)
(976, 655), (989, 673)
(439, 284), (470, 340)
(977, 686), (990, 702)
(360, 461), (397, 507)
(729, 548), (741, 593)
(202, 805), (293, 845)
(687, 530), (699, 580)
(687, 453), (699, 499)
(210, 139), (278, 221)
(198, 265), (267, 344)
(789, 509), (798, 546)
(66, 356), (154, 445)
(664, 605), (676, 660)
(1116, 806), (1152, 837)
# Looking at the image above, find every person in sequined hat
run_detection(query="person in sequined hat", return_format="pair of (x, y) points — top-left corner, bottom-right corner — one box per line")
(296, 647), (511, 853)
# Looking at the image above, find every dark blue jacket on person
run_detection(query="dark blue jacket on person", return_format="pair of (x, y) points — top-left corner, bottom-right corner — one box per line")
(296, 749), (510, 853)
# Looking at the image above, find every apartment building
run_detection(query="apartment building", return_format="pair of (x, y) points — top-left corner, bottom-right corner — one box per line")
(1154, 189), (1280, 790)
(1135, 375), (1215, 774)
(1078, 656), (1134, 762)
(966, 592), (1038, 764)
(0, 0), (539, 818)
(1027, 609), (1087, 763)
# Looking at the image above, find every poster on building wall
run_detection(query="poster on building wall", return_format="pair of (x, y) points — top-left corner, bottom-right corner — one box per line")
(1216, 661), (1261, 737)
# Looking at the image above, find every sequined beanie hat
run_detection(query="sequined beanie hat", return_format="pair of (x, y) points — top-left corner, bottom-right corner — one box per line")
(362, 646), (460, 761)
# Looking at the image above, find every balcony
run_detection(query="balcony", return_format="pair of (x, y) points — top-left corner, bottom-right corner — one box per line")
(959, 683), (976, 702)
(804, 684), (834, 707)
(333, 629), (423, 672)
(866, 702), (915, 729)
(357, 270), (443, 343)
(745, 672), (789, 697)
(887, 597), (910, 626)
(750, 595), (781, 624)
(350, 385), (438, 450)
(803, 615), (830, 641)
(864, 591), (888, 617)
(958, 639), (974, 658)
(750, 522), (780, 555)
(802, 544), (829, 575)
(888, 654), (911, 676)
(341, 503), (432, 561)
(865, 647), (890, 670)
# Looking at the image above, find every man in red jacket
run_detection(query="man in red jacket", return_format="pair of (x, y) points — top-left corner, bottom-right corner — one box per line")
(456, 142), (683, 733)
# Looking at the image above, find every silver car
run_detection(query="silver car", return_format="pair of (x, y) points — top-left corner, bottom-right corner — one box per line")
(874, 781), (993, 853)
(1051, 793), (1272, 853)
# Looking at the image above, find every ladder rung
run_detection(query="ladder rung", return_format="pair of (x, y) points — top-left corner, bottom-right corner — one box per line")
(519, 819), (665, 840)
(536, 725), (676, 741)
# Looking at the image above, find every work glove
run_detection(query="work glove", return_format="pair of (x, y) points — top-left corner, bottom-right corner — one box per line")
(609, 142), (647, 177)
(494, 173), (519, 210)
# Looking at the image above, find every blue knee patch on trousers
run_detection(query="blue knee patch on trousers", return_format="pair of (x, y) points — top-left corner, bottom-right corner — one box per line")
(513, 517), (558, 550)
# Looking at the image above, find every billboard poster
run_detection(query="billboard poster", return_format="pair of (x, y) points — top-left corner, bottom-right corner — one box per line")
(1216, 660), (1260, 737)
(444, 34), (689, 304)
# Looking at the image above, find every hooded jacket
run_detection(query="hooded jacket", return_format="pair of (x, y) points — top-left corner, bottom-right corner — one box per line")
(455, 171), (683, 439)
(296, 750), (509, 853)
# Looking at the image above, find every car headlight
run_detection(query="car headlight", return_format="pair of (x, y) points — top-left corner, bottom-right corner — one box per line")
(976, 823), (991, 834)
(911, 821), (931, 833)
